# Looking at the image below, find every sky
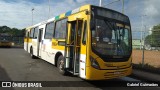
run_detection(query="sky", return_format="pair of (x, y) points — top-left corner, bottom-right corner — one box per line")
(0, 0), (160, 38)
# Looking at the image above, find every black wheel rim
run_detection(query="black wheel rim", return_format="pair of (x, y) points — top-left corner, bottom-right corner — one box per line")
(59, 59), (64, 72)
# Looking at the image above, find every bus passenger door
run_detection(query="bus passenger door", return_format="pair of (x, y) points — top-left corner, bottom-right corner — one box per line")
(37, 28), (43, 57)
(65, 19), (83, 75)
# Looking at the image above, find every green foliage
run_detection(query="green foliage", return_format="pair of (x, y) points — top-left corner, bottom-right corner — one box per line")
(0, 26), (25, 37)
(153, 24), (160, 30)
(145, 24), (160, 47)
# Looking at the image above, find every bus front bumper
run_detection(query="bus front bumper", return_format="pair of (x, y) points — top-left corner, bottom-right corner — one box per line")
(85, 66), (132, 80)
(0, 42), (12, 47)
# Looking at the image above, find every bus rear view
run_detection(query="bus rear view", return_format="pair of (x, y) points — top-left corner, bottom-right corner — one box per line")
(86, 5), (132, 80)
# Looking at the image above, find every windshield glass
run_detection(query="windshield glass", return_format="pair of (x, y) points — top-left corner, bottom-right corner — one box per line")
(91, 18), (131, 56)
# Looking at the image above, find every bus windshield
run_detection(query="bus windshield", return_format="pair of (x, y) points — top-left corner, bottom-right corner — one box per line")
(91, 18), (132, 56)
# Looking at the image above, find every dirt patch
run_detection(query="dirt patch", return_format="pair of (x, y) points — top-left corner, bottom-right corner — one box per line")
(132, 50), (160, 68)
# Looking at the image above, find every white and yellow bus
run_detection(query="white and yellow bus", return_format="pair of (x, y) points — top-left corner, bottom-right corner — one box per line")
(24, 4), (132, 80)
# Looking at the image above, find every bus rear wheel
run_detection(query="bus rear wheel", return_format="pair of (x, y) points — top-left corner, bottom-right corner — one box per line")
(30, 47), (37, 59)
(57, 55), (68, 75)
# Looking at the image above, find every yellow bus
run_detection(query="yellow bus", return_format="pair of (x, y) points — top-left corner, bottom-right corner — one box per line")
(24, 4), (132, 80)
(0, 33), (14, 47)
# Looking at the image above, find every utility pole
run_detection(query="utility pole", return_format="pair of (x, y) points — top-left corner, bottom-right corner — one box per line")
(122, 0), (124, 13)
(31, 8), (34, 25)
(142, 25), (146, 67)
(99, 0), (102, 6)
(48, 0), (51, 19)
(103, 0), (120, 7)
(141, 15), (146, 50)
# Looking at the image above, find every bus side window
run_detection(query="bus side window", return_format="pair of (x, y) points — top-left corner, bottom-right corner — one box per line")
(82, 20), (87, 45)
(33, 27), (38, 39)
(30, 28), (34, 38)
(54, 18), (67, 39)
(44, 22), (54, 39)
(25, 30), (29, 38)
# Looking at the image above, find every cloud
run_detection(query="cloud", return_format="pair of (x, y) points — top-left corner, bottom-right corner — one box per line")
(0, 0), (96, 29)
(144, 0), (160, 17)
(145, 5), (159, 16)
(0, 0), (44, 29)
(143, 0), (160, 28)
(123, 0), (160, 32)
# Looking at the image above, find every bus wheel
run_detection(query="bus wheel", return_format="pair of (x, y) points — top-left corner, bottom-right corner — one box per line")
(30, 48), (36, 59)
(57, 55), (67, 75)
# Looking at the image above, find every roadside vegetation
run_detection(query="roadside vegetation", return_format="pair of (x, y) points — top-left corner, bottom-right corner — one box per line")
(145, 24), (160, 48)
(0, 26), (25, 47)
(133, 63), (160, 74)
(0, 26), (25, 37)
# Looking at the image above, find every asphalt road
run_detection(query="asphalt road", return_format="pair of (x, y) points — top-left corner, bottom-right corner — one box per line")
(0, 48), (159, 90)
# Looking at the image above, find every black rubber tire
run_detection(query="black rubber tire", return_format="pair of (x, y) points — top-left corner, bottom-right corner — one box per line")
(57, 55), (68, 75)
(30, 47), (37, 59)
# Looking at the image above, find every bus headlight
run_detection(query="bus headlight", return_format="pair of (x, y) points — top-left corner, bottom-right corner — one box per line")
(90, 56), (100, 69)
(11, 42), (14, 46)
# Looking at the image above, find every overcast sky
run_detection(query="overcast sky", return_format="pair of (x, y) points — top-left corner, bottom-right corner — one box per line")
(0, 0), (160, 34)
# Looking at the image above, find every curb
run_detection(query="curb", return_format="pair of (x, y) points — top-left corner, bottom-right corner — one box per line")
(132, 69), (160, 81)
(132, 64), (160, 74)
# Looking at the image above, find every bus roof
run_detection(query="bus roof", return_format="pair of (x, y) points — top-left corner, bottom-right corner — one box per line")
(26, 4), (91, 29)
(26, 4), (128, 29)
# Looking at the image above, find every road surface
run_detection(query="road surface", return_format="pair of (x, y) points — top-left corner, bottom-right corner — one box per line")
(0, 48), (159, 90)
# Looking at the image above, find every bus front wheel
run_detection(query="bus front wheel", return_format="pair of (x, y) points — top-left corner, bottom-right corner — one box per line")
(57, 55), (68, 75)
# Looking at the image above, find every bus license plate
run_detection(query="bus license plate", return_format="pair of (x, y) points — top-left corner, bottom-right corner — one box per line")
(114, 71), (121, 75)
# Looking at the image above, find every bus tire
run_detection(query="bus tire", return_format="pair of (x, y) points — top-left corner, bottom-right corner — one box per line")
(30, 47), (36, 59)
(57, 55), (67, 75)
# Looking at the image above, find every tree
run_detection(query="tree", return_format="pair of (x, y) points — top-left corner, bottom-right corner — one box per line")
(0, 26), (25, 37)
(145, 24), (160, 47)
(0, 26), (11, 33)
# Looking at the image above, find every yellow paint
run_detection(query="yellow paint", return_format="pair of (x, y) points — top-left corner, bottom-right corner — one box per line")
(24, 38), (32, 43)
(24, 38), (27, 42)
(85, 65), (132, 80)
(0, 42), (12, 46)
(51, 39), (65, 50)
(28, 39), (32, 43)
(90, 52), (132, 69)
(59, 13), (65, 18)
(79, 4), (90, 11)
(85, 50), (132, 79)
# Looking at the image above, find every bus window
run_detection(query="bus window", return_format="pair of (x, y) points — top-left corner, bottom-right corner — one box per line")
(33, 27), (38, 39)
(30, 28), (34, 38)
(54, 18), (67, 39)
(45, 22), (54, 39)
(82, 20), (87, 45)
